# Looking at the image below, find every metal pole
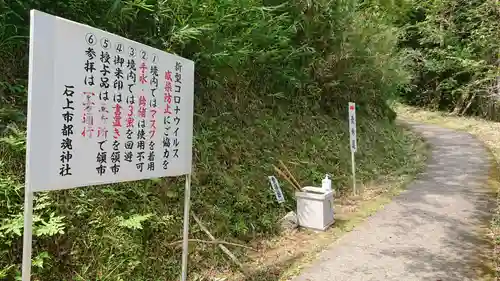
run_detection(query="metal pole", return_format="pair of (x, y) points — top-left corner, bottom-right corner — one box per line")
(22, 10), (36, 281)
(22, 190), (34, 281)
(180, 174), (192, 281)
(351, 151), (356, 195)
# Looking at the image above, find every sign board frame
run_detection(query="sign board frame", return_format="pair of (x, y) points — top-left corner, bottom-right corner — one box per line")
(24, 10), (194, 281)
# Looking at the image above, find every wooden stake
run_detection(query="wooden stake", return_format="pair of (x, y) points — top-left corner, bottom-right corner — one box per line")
(273, 164), (301, 191)
(279, 160), (301, 189)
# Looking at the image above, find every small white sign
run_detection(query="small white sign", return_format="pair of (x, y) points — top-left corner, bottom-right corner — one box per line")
(268, 176), (285, 203)
(348, 102), (357, 153)
(27, 10), (194, 192)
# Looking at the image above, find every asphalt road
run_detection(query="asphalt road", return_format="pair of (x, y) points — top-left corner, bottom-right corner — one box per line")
(292, 123), (494, 281)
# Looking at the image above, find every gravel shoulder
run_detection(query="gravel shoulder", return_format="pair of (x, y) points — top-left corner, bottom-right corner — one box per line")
(292, 123), (495, 281)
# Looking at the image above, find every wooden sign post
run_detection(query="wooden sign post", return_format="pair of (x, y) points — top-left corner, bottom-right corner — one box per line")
(348, 102), (357, 194)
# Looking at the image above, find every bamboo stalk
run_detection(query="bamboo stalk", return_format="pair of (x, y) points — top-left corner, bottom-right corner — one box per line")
(273, 164), (301, 191)
(279, 160), (301, 189)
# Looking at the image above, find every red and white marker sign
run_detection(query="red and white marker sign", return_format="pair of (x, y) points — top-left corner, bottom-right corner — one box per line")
(348, 102), (357, 153)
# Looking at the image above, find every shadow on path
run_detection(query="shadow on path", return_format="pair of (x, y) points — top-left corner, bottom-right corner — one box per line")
(292, 123), (495, 281)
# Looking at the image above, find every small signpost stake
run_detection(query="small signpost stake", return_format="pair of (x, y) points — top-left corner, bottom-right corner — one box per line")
(24, 10), (195, 281)
(181, 174), (192, 281)
(351, 148), (356, 194)
(21, 191), (34, 281)
(22, 11), (38, 279)
(348, 102), (357, 195)
(268, 176), (285, 203)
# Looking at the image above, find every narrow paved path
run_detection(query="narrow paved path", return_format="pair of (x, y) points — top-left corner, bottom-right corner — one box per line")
(293, 123), (494, 281)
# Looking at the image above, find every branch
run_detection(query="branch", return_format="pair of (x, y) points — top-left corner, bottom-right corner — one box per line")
(273, 164), (301, 191)
(279, 159), (301, 189)
(168, 239), (256, 251)
(191, 213), (247, 272)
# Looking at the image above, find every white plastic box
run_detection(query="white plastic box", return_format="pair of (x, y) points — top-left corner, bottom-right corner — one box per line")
(295, 186), (335, 231)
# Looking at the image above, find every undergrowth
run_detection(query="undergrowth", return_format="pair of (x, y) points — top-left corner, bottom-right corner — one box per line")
(0, 0), (424, 280)
(1, 110), (424, 280)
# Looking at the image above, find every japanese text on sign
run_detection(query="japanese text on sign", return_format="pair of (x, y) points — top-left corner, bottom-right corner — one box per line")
(26, 11), (194, 192)
(348, 102), (357, 153)
(268, 176), (285, 203)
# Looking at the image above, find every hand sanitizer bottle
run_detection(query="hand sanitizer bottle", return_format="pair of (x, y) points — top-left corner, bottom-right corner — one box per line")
(322, 174), (332, 192)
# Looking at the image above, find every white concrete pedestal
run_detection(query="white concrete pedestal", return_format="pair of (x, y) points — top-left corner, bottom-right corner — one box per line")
(295, 187), (334, 231)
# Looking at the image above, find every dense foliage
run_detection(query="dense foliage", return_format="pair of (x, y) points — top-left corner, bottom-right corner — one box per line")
(398, 0), (500, 120)
(396, 0), (500, 276)
(0, 0), (441, 280)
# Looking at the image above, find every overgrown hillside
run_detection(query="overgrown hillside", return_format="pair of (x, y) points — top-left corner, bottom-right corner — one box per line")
(0, 0), (423, 280)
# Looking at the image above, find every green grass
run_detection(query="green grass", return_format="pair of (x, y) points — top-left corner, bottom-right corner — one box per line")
(0, 109), (428, 280)
(207, 121), (428, 281)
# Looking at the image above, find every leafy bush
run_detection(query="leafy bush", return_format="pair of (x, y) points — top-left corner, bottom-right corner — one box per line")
(398, 0), (500, 120)
(0, 0), (417, 280)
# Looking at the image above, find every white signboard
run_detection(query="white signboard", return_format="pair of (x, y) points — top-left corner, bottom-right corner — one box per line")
(27, 10), (194, 192)
(268, 176), (285, 203)
(348, 102), (357, 153)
